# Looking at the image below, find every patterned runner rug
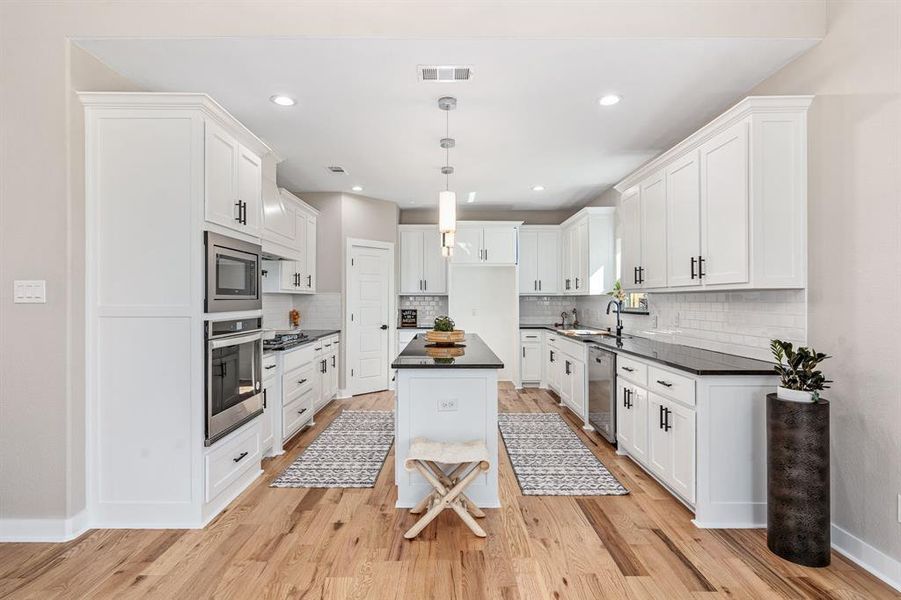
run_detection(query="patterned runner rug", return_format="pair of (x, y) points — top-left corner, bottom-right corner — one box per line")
(271, 410), (394, 488)
(498, 412), (628, 496)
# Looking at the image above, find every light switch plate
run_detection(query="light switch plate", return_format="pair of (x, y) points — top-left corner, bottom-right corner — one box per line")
(14, 280), (46, 303)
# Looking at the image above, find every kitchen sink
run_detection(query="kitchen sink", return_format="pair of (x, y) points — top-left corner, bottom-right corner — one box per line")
(558, 329), (604, 336)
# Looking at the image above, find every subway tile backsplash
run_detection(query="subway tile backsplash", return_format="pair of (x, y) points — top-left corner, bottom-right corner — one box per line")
(519, 296), (576, 325)
(262, 292), (342, 331)
(575, 289), (807, 361)
(399, 295), (449, 327)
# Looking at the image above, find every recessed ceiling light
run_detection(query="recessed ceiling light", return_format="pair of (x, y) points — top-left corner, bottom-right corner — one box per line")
(269, 95), (296, 107)
(351, 185), (363, 192)
(532, 185), (545, 192)
(467, 192), (477, 203)
(599, 94), (621, 107)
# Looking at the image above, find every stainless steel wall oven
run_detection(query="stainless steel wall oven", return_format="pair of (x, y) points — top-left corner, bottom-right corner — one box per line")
(205, 317), (263, 445)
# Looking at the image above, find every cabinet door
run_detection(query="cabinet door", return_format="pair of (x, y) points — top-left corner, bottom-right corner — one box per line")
(483, 226), (517, 264)
(647, 393), (670, 479)
(630, 386), (649, 465)
(560, 358), (573, 407)
(547, 347), (560, 392)
(668, 400), (696, 503)
(204, 120), (240, 231)
(261, 379), (275, 451)
(640, 171), (667, 288)
(293, 210), (308, 281)
(616, 382), (633, 450)
(279, 260), (300, 292)
(569, 358), (586, 417)
(573, 220), (588, 292)
(561, 227), (572, 293)
(536, 230), (560, 294)
(302, 215), (316, 291)
(422, 228), (447, 294)
(453, 227), (483, 263)
(666, 152), (701, 287)
(237, 144), (262, 237)
(620, 188), (642, 288)
(399, 229), (424, 293)
(330, 351), (339, 397)
(262, 180), (296, 250)
(700, 120), (749, 285)
(521, 342), (541, 382)
(518, 230), (539, 294)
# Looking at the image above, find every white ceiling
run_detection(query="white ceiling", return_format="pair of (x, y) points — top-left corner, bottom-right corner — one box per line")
(77, 37), (815, 210)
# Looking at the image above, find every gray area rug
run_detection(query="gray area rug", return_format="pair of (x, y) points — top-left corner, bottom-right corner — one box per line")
(271, 410), (394, 488)
(498, 412), (628, 496)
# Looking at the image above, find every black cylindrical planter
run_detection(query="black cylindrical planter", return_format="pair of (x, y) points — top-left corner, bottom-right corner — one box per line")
(767, 393), (830, 567)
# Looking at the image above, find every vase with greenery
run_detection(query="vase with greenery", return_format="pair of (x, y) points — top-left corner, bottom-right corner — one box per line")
(770, 339), (832, 403)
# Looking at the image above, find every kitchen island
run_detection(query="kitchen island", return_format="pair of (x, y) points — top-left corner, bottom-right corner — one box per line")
(392, 333), (504, 509)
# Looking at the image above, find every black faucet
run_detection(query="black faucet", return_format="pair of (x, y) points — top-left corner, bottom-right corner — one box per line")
(606, 299), (624, 338)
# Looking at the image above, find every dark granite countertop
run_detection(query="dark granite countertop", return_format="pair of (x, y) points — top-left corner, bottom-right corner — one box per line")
(519, 324), (774, 376)
(392, 333), (504, 369)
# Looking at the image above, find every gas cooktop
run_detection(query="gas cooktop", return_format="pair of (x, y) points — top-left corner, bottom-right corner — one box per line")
(263, 330), (310, 351)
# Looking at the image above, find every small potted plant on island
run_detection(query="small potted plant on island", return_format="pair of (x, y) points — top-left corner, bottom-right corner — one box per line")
(766, 338), (832, 568)
(424, 316), (464, 346)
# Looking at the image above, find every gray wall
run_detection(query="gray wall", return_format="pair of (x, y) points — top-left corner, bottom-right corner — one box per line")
(751, 0), (901, 564)
(299, 192), (343, 293)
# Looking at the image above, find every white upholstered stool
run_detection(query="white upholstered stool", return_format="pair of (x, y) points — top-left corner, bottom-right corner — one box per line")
(403, 437), (491, 539)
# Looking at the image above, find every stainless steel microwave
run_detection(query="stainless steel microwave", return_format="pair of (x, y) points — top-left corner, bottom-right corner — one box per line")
(205, 231), (262, 313)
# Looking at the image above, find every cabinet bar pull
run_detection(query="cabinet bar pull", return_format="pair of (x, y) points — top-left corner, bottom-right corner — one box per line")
(633, 267), (638, 285)
(263, 388), (267, 409)
(575, 277), (580, 289)
(264, 365), (277, 370)
(690, 256), (697, 280)
(656, 379), (673, 388)
(565, 361), (571, 375)
(235, 201), (242, 222)
(621, 366), (634, 372)
(664, 407), (672, 432)
(659, 405), (665, 429)
(522, 347), (526, 358)
(538, 280), (542, 291)
(307, 274), (312, 288)
(424, 279), (427, 291)
(298, 408), (307, 415)
(233, 451), (249, 463)
(698, 255), (706, 279)
(298, 378), (308, 385)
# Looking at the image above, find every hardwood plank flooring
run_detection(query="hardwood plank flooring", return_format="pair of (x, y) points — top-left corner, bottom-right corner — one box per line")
(0, 385), (896, 599)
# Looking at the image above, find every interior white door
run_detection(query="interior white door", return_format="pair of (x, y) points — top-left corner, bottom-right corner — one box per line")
(421, 229), (446, 294)
(399, 229), (424, 294)
(640, 171), (667, 289)
(536, 230), (560, 294)
(666, 152), (701, 287)
(482, 227), (517, 264)
(518, 230), (539, 294)
(700, 120), (749, 286)
(236, 144), (262, 236)
(453, 227), (482, 263)
(620, 188), (642, 289)
(348, 244), (391, 395)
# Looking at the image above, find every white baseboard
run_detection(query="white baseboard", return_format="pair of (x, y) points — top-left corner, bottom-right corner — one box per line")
(832, 523), (901, 592)
(0, 509), (90, 542)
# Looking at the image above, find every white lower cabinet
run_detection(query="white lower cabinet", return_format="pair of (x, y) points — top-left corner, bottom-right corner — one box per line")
(616, 380), (648, 466)
(520, 331), (543, 384)
(204, 422), (261, 503)
(261, 353), (280, 456)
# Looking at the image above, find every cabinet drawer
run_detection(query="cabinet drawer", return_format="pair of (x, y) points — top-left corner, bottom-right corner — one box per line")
(283, 362), (315, 397)
(283, 387), (314, 440)
(648, 366), (695, 407)
(205, 423), (260, 503)
(617, 355), (647, 385)
(262, 354), (279, 380)
(284, 345), (316, 371)
(545, 334), (558, 348)
(520, 331), (543, 343)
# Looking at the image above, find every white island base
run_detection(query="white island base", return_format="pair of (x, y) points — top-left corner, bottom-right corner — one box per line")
(394, 368), (500, 509)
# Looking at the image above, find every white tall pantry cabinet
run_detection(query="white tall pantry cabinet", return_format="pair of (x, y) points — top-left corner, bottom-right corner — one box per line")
(81, 93), (273, 529)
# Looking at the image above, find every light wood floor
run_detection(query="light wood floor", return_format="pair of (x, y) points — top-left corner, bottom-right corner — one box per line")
(1, 385), (897, 599)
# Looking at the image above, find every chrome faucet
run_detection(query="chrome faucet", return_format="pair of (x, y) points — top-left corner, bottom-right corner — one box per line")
(606, 299), (624, 338)
(559, 311), (569, 328)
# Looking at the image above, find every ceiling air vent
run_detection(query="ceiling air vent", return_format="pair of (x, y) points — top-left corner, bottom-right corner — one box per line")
(326, 166), (347, 175)
(418, 65), (473, 82)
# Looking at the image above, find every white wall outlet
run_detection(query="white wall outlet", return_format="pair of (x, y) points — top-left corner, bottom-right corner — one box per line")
(14, 280), (46, 304)
(438, 398), (459, 412)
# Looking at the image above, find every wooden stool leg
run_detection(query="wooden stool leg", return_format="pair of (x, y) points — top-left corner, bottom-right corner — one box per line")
(404, 462), (451, 539)
(425, 461), (485, 518)
(404, 459), (490, 540)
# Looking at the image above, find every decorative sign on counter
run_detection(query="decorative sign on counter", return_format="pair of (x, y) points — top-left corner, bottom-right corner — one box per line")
(400, 309), (418, 328)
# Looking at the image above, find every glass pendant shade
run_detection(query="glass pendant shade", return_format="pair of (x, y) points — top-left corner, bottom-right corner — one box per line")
(438, 190), (457, 234)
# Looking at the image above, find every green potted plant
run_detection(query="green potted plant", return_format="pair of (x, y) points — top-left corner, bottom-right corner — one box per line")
(770, 339), (832, 403)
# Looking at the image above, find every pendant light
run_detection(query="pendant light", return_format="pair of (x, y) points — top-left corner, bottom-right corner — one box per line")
(437, 96), (457, 256)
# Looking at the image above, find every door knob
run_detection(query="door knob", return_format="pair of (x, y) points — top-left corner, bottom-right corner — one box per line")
(380, 324), (388, 330)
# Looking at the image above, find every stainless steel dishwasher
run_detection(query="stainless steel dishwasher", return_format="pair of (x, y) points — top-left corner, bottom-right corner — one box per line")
(588, 344), (617, 445)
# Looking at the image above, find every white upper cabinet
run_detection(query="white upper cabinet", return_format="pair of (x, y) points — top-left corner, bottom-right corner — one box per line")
(560, 208), (615, 296)
(699, 121), (749, 286)
(615, 96), (811, 292)
(261, 189), (318, 294)
(519, 227), (560, 295)
(399, 226), (446, 294)
(666, 151), (701, 287)
(451, 222), (520, 265)
(204, 119), (262, 239)
(639, 171), (667, 289)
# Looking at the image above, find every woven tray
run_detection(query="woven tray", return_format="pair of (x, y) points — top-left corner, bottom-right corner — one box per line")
(424, 330), (465, 346)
